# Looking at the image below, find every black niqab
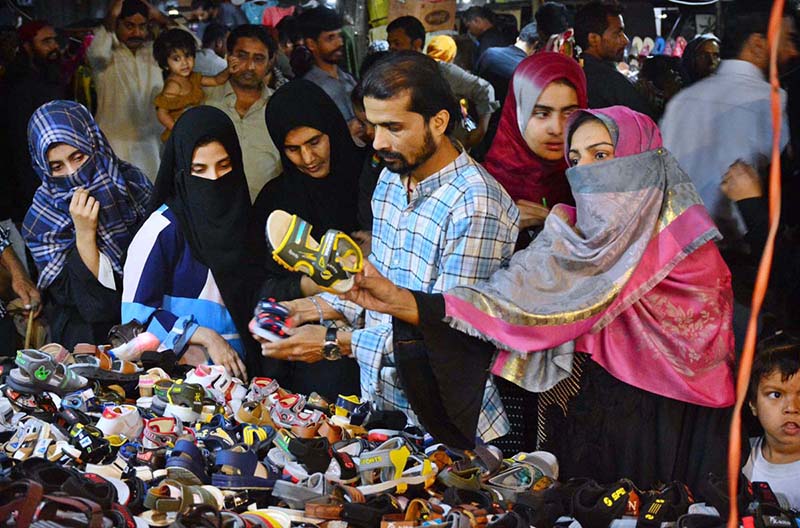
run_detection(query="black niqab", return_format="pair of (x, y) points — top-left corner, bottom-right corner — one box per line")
(150, 106), (260, 374)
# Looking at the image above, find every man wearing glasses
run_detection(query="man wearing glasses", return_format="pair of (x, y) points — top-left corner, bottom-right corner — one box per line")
(205, 24), (282, 201)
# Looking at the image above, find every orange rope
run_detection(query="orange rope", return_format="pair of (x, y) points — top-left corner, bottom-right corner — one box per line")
(726, 1), (785, 526)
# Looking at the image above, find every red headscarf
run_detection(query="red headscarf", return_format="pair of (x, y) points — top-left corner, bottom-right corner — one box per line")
(484, 52), (587, 207)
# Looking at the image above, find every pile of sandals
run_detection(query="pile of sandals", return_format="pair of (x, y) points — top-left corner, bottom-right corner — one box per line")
(0, 340), (738, 528)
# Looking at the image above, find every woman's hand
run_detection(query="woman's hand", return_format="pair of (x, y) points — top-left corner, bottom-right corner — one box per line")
(341, 261), (419, 325)
(516, 199), (550, 229)
(261, 324), (329, 363)
(193, 326), (247, 379)
(69, 188), (99, 236)
(721, 160), (763, 202)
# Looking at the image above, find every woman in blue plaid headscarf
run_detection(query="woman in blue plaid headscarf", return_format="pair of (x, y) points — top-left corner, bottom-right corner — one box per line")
(22, 100), (152, 348)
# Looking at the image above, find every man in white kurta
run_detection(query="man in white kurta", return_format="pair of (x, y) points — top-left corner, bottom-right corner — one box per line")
(87, 0), (170, 181)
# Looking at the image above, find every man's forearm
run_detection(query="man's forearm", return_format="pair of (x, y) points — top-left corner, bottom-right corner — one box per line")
(0, 246), (27, 281)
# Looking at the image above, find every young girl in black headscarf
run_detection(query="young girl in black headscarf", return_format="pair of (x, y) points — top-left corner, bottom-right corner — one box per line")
(123, 106), (261, 379)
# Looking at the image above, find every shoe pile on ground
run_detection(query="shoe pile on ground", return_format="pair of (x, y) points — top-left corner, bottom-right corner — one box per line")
(0, 340), (743, 527)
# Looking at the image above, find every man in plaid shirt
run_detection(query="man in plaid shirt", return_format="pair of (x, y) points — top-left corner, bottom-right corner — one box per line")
(261, 52), (518, 442)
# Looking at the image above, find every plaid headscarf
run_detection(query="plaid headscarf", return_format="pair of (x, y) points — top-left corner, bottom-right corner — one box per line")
(23, 100), (153, 289)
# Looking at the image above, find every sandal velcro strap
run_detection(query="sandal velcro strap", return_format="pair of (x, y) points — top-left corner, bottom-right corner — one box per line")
(267, 210), (363, 293)
(211, 445), (278, 490)
(166, 438), (210, 484)
(144, 417), (182, 448)
(10, 349), (88, 396)
(335, 394), (361, 416)
(68, 423), (112, 464)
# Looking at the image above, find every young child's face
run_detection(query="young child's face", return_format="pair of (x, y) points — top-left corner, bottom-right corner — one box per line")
(753, 369), (800, 457)
(167, 48), (195, 78)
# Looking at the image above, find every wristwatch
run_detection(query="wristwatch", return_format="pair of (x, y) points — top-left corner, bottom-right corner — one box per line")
(322, 326), (342, 360)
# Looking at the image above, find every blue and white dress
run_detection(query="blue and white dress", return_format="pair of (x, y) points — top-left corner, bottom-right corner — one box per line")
(122, 205), (244, 359)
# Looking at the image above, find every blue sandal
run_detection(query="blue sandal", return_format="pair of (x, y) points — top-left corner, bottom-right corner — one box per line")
(211, 445), (279, 490)
(166, 439), (210, 485)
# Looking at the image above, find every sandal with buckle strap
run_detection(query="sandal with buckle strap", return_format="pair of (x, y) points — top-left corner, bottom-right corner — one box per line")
(267, 210), (363, 293)
(8, 349), (89, 396)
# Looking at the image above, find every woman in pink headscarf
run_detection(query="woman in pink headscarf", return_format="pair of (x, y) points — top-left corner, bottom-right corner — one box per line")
(484, 52), (587, 247)
(343, 106), (735, 490)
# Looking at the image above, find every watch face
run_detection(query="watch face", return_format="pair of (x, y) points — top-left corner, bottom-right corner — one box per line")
(323, 344), (342, 360)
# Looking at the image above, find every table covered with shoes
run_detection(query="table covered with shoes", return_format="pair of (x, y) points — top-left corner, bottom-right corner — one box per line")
(0, 337), (782, 528)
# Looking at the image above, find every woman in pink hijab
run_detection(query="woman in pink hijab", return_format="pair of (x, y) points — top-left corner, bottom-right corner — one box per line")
(484, 53), (587, 247)
(343, 106), (735, 490)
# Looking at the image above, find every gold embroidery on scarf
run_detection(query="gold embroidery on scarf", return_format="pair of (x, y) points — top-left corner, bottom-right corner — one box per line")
(456, 275), (628, 326)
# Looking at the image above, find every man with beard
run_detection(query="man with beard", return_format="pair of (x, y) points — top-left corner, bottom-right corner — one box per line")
(204, 24), (281, 200)
(575, 1), (655, 119)
(260, 53), (519, 443)
(298, 8), (358, 134)
(87, 0), (175, 180)
(386, 16), (498, 152)
(1, 21), (66, 224)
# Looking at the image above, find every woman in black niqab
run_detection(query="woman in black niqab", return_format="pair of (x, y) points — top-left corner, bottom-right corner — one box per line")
(150, 105), (264, 378)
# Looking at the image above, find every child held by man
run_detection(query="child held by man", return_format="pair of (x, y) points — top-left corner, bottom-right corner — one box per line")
(153, 28), (229, 141)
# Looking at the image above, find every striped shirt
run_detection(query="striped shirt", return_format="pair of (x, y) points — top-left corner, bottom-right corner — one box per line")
(122, 205), (244, 357)
(323, 149), (519, 441)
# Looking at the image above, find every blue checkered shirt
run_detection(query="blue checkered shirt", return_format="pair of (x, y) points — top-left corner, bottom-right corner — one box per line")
(0, 226), (10, 319)
(322, 149), (519, 441)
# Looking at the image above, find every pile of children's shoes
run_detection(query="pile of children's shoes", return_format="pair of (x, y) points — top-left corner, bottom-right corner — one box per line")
(0, 339), (785, 528)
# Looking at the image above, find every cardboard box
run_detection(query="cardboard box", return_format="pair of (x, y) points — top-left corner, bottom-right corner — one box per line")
(388, 0), (457, 33)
